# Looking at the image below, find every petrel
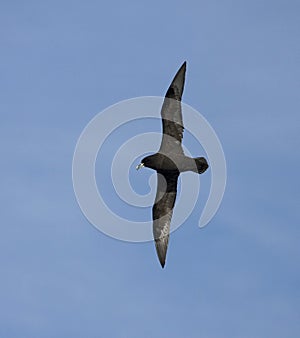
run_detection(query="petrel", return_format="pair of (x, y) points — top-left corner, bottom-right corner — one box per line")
(136, 62), (209, 268)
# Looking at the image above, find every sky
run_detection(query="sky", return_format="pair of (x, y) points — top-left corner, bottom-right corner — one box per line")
(1, 0), (299, 337)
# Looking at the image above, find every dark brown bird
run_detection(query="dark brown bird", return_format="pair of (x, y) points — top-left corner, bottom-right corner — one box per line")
(136, 62), (209, 268)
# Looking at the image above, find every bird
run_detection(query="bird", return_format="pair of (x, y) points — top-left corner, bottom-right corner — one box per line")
(136, 61), (209, 268)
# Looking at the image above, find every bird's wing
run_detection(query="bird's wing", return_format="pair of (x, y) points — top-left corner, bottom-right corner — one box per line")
(159, 61), (186, 155)
(152, 172), (179, 268)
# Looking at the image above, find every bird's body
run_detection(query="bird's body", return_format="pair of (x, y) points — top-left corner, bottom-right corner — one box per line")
(137, 62), (209, 268)
(142, 153), (208, 173)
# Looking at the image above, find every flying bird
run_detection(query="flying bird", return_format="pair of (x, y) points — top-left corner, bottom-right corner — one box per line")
(136, 62), (209, 268)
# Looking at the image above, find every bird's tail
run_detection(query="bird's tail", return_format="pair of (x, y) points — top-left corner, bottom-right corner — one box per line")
(194, 157), (209, 174)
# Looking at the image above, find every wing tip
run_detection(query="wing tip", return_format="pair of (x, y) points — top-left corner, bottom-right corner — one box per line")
(179, 61), (187, 74)
(179, 61), (187, 73)
(158, 255), (166, 268)
(155, 237), (169, 269)
(166, 61), (187, 100)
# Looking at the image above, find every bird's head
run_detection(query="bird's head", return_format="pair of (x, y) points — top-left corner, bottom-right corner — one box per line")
(136, 155), (155, 170)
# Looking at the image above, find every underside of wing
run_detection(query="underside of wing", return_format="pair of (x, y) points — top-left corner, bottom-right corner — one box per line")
(159, 62), (186, 155)
(152, 172), (179, 268)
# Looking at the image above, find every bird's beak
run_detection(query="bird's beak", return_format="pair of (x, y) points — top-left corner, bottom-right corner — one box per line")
(136, 163), (145, 170)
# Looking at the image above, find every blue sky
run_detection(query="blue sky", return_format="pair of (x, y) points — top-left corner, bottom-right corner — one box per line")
(1, 0), (299, 337)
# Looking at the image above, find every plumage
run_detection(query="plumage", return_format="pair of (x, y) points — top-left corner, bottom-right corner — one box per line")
(136, 62), (209, 268)
(159, 61), (186, 154)
(153, 173), (178, 268)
